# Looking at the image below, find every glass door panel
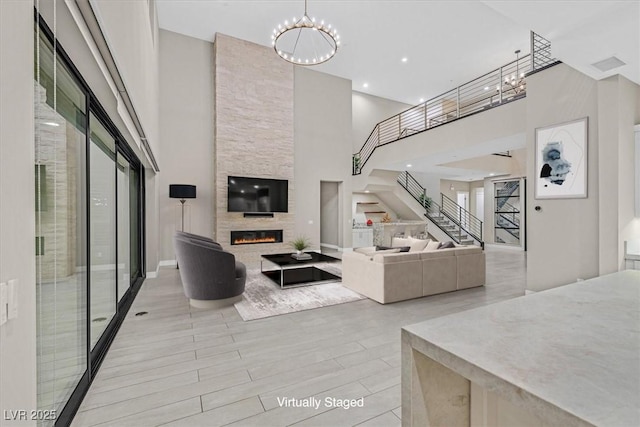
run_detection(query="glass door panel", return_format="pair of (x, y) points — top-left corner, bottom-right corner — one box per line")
(117, 153), (131, 301)
(494, 180), (521, 246)
(35, 29), (88, 419)
(129, 167), (141, 284)
(89, 113), (117, 349)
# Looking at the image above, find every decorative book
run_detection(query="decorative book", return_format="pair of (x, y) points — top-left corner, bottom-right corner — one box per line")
(291, 252), (312, 260)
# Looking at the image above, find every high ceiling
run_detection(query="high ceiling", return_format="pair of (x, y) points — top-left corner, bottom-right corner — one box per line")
(156, 0), (639, 105)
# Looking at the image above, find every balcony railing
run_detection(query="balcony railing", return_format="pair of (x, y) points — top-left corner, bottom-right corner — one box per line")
(352, 32), (559, 175)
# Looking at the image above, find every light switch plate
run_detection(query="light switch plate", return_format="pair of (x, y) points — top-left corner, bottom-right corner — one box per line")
(0, 282), (7, 326)
(8, 279), (17, 320)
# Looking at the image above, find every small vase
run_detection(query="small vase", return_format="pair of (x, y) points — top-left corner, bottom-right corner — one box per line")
(296, 250), (303, 255)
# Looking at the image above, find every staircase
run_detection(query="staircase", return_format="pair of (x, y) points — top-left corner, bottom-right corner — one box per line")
(397, 171), (483, 247)
(496, 181), (519, 209)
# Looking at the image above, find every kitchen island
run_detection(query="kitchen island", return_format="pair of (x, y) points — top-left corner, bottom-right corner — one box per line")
(401, 270), (640, 426)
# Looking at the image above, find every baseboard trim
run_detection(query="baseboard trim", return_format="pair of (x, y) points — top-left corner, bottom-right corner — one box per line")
(146, 261), (163, 278)
(159, 259), (177, 267)
(320, 243), (340, 250)
(483, 243), (523, 251)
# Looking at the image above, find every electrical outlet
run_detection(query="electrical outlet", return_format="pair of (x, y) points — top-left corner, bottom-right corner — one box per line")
(8, 279), (17, 320)
(0, 282), (7, 326)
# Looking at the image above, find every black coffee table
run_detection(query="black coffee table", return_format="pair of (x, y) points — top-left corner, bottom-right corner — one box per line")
(260, 252), (341, 288)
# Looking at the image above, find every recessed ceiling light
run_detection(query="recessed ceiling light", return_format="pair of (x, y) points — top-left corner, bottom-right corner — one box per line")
(406, 164), (412, 168)
(401, 57), (408, 63)
(43, 122), (60, 127)
(419, 98), (424, 103)
(489, 173), (495, 176)
(363, 83), (369, 88)
(364, 190), (370, 193)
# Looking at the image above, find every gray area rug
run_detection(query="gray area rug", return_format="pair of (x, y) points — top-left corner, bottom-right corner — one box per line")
(234, 263), (365, 321)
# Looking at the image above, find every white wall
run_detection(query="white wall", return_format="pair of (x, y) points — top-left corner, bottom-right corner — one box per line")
(352, 91), (410, 152)
(469, 180), (485, 223)
(91, 0), (160, 158)
(36, 0), (160, 274)
(406, 171), (441, 200)
(0, 0), (37, 423)
(145, 169), (160, 275)
(526, 64), (600, 291)
(440, 179), (471, 202)
(320, 182), (340, 247)
(158, 30), (214, 262)
(295, 68), (353, 249)
(598, 75), (640, 273)
(527, 66), (639, 291)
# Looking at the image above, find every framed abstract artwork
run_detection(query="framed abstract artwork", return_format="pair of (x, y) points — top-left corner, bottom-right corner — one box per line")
(535, 117), (588, 199)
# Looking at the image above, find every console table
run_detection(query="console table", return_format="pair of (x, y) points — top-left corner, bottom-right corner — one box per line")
(401, 270), (640, 426)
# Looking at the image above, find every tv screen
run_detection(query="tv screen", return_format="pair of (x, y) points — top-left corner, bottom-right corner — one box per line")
(227, 176), (288, 213)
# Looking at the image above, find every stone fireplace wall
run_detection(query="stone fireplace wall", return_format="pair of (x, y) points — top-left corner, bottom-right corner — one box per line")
(213, 34), (295, 265)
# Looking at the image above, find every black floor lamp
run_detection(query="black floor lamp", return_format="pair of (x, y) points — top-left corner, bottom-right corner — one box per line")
(169, 184), (196, 232)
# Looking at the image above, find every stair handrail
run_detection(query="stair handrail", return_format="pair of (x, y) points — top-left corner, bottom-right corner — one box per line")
(497, 201), (520, 225)
(353, 31), (559, 176)
(440, 193), (483, 242)
(496, 212), (520, 229)
(495, 226), (520, 241)
(397, 171), (484, 246)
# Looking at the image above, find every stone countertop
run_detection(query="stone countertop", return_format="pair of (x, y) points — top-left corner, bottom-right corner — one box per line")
(402, 270), (640, 427)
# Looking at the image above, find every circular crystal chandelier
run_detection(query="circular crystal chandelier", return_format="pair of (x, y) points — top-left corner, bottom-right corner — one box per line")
(271, 0), (340, 66)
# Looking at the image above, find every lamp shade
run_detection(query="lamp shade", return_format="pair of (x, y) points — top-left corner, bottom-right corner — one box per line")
(169, 184), (196, 199)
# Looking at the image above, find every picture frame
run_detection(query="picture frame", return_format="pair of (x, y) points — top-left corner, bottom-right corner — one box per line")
(535, 117), (588, 199)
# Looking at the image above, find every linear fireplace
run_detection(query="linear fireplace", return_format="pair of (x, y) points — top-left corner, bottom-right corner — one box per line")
(231, 230), (283, 245)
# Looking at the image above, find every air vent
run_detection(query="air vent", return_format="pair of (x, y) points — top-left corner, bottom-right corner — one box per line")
(591, 56), (626, 72)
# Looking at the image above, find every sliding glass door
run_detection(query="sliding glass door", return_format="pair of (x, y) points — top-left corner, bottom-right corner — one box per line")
(89, 114), (117, 349)
(117, 153), (132, 301)
(35, 28), (88, 417)
(129, 167), (141, 284)
(35, 16), (145, 425)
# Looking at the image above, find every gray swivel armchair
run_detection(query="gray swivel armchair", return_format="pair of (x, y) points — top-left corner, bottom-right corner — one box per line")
(173, 233), (246, 308)
(175, 230), (219, 247)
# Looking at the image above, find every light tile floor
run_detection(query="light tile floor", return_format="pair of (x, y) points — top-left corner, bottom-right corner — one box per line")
(73, 246), (526, 426)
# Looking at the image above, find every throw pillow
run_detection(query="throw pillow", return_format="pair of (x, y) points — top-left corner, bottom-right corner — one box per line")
(374, 248), (402, 255)
(424, 240), (440, 251)
(437, 241), (456, 250)
(375, 245), (392, 250)
(379, 245), (410, 252)
(407, 237), (429, 252)
(367, 247), (401, 260)
(391, 237), (411, 248)
(354, 246), (376, 254)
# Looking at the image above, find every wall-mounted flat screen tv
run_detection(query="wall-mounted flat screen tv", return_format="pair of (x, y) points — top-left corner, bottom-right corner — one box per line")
(227, 176), (288, 213)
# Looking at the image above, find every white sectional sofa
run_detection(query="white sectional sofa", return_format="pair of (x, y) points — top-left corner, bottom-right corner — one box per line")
(342, 238), (485, 304)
